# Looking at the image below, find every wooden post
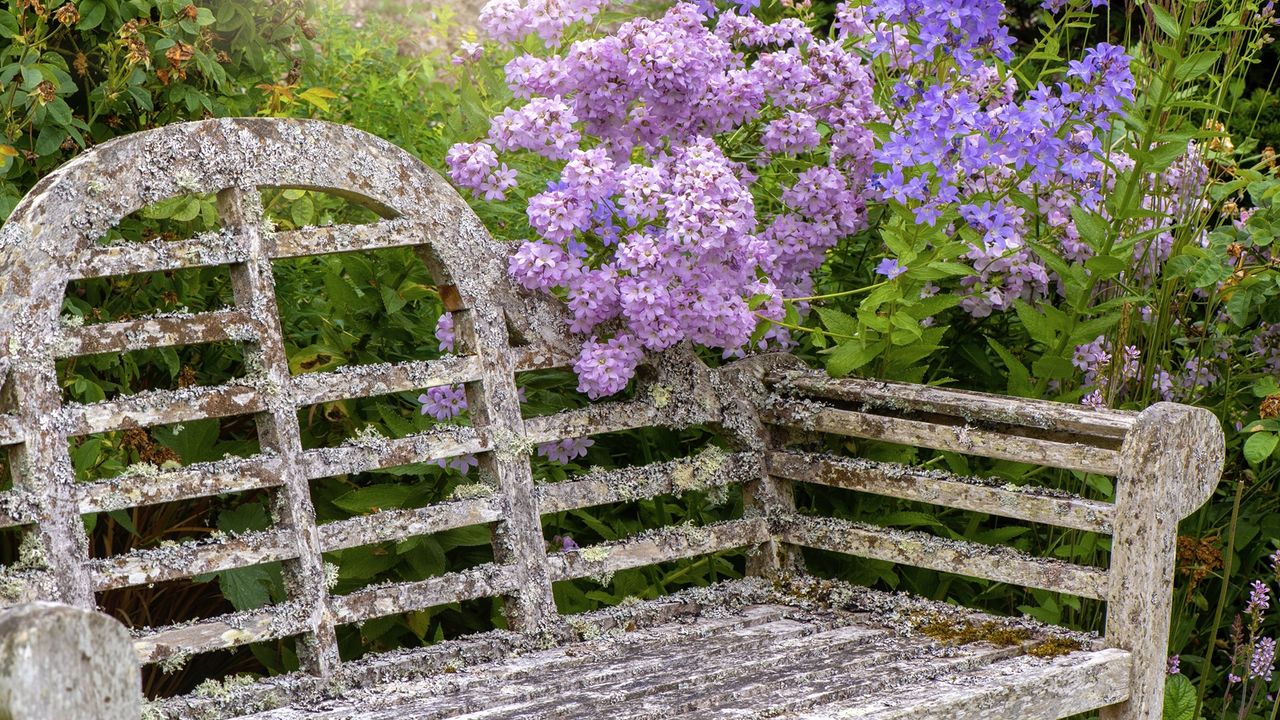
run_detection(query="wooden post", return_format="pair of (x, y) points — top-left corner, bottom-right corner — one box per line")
(1102, 402), (1223, 720)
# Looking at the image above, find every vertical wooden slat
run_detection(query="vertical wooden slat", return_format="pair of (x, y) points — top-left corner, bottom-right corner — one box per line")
(717, 355), (808, 579)
(3, 359), (93, 607)
(1101, 403), (1224, 720)
(219, 188), (339, 675)
(434, 255), (557, 633)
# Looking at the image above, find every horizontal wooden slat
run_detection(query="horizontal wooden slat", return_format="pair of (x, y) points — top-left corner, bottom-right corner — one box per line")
(56, 309), (254, 358)
(768, 369), (1136, 441)
(79, 455), (284, 514)
(764, 405), (1122, 476)
(512, 346), (576, 373)
(298, 426), (488, 480)
(73, 231), (248, 280)
(90, 529), (296, 591)
(537, 450), (758, 514)
(777, 515), (1109, 600)
(331, 563), (517, 624)
(272, 218), (428, 258)
(0, 414), (23, 446)
(133, 604), (309, 664)
(291, 355), (483, 407)
(0, 490), (37, 529)
(63, 383), (264, 437)
(768, 452), (1114, 534)
(789, 648), (1132, 720)
(525, 401), (672, 445)
(546, 518), (770, 583)
(318, 497), (504, 552)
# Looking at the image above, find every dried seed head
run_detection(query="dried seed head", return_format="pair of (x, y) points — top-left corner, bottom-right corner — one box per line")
(53, 2), (77, 24)
(1261, 394), (1280, 420)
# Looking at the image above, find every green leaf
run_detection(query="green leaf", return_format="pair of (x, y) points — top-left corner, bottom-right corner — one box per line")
(217, 502), (271, 534)
(815, 307), (857, 338)
(1174, 51), (1221, 82)
(825, 340), (886, 377)
(218, 563), (281, 611)
(333, 484), (421, 514)
(1162, 673), (1197, 720)
(1084, 254), (1127, 280)
(986, 337), (1032, 397)
(78, 1), (107, 30)
(1151, 6), (1181, 39)
(1013, 301), (1058, 347)
(0, 11), (18, 39)
(1069, 207), (1110, 249)
(1244, 432), (1279, 467)
(1032, 355), (1076, 380)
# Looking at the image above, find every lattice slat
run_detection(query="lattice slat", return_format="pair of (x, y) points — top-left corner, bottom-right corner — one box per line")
(272, 218), (432, 258)
(78, 455), (284, 514)
(330, 563), (518, 625)
(290, 356), (482, 407)
(88, 530), (297, 591)
(55, 309), (254, 358)
(776, 515), (1109, 600)
(71, 231), (249, 280)
(763, 404), (1122, 476)
(537, 451), (756, 514)
(0, 490), (37, 529)
(62, 383), (264, 437)
(317, 498), (504, 552)
(220, 186), (340, 675)
(297, 427), (488, 481)
(768, 369), (1136, 441)
(524, 401), (673, 445)
(133, 604), (310, 664)
(546, 518), (770, 583)
(768, 452), (1115, 534)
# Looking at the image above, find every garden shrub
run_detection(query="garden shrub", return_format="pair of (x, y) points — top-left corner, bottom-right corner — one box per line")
(0, 0), (317, 218)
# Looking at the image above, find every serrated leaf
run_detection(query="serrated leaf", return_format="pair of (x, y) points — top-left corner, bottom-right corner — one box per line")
(815, 307), (857, 338)
(826, 340), (886, 377)
(1162, 673), (1197, 720)
(1014, 301), (1058, 347)
(1070, 207), (1110, 249)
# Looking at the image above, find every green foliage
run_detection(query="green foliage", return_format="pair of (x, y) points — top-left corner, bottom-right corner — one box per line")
(0, 0), (317, 218)
(1163, 673), (1199, 720)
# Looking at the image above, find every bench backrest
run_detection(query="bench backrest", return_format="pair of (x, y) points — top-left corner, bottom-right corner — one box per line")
(0, 119), (1224, 720)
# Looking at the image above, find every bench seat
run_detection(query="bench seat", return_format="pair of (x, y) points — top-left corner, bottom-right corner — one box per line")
(156, 579), (1128, 720)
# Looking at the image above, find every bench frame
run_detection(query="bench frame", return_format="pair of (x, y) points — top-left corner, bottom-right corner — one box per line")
(0, 118), (1224, 720)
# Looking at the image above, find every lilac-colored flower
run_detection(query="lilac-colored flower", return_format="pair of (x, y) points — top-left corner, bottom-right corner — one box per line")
(1247, 580), (1271, 618)
(436, 453), (479, 474)
(1252, 637), (1277, 682)
(538, 437), (595, 464)
(419, 385), (467, 421)
(436, 312), (456, 353)
(1167, 655), (1180, 675)
(875, 258), (906, 280)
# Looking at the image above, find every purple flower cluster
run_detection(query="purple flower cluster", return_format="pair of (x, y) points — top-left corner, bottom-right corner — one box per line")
(454, 2), (879, 398)
(537, 437), (595, 464)
(479, 0), (613, 46)
(1071, 336), (1141, 408)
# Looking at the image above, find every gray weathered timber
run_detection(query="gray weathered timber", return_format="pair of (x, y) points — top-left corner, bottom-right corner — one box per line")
(768, 450), (1115, 534)
(0, 118), (1226, 720)
(0, 603), (141, 720)
(1101, 403), (1224, 720)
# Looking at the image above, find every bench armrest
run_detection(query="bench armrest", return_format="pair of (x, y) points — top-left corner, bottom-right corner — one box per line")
(0, 602), (141, 720)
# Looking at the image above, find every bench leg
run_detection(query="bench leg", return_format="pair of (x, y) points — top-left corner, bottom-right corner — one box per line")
(0, 602), (141, 720)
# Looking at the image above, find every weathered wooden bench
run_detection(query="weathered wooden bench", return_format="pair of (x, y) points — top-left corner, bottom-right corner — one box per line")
(0, 118), (1224, 720)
